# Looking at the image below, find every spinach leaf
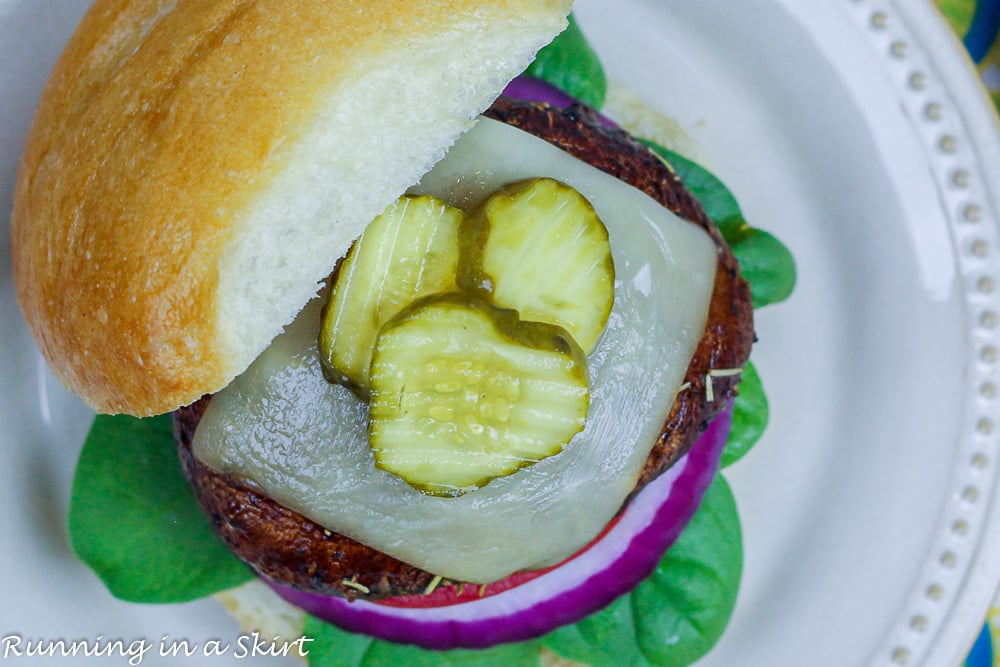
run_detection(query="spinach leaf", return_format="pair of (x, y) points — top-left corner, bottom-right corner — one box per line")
(730, 228), (797, 309)
(542, 476), (742, 667)
(721, 362), (768, 468)
(642, 143), (744, 236)
(642, 142), (797, 308)
(540, 595), (648, 666)
(525, 13), (607, 109)
(303, 616), (542, 667)
(68, 414), (253, 602)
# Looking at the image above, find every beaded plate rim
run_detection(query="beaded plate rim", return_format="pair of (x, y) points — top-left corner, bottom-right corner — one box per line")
(838, 1), (1000, 665)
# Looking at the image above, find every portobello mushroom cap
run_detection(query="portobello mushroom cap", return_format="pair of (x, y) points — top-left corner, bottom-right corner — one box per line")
(174, 97), (755, 600)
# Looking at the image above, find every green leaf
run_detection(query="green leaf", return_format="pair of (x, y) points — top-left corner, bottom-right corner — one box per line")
(721, 362), (768, 468)
(541, 596), (651, 667)
(301, 619), (373, 667)
(730, 228), (797, 309)
(525, 13), (607, 109)
(543, 476), (742, 667)
(642, 143), (744, 238)
(935, 0), (976, 36)
(69, 414), (254, 602)
(303, 616), (542, 667)
(642, 141), (796, 308)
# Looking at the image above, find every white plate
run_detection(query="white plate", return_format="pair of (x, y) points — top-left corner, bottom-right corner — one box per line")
(2, 1), (999, 666)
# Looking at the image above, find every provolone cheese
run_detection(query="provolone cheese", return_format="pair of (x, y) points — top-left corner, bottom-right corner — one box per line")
(193, 118), (717, 583)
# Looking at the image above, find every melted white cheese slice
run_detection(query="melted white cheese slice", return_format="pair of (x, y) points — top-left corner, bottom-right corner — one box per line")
(193, 117), (717, 583)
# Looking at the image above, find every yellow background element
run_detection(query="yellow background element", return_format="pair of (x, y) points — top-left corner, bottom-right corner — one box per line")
(987, 607), (1000, 664)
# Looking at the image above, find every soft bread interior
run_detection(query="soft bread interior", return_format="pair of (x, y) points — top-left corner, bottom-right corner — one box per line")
(216, 38), (544, 385)
(12, 0), (571, 416)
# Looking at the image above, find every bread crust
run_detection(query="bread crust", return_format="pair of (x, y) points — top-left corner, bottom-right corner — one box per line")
(12, 0), (571, 416)
(175, 99), (755, 600)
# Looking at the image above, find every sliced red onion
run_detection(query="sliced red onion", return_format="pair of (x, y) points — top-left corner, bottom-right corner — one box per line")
(269, 407), (732, 650)
(502, 75), (618, 128)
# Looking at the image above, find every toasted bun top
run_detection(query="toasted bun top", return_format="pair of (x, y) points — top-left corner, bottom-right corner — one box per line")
(12, 0), (571, 416)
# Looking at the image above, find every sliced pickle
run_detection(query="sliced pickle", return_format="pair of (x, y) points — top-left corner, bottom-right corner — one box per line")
(459, 178), (615, 354)
(369, 294), (590, 495)
(319, 195), (463, 395)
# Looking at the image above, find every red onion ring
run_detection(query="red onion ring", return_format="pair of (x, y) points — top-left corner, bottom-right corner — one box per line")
(269, 407), (732, 649)
(502, 75), (619, 128)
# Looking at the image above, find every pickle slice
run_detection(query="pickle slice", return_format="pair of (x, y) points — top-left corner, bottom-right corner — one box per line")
(459, 178), (615, 354)
(319, 195), (463, 395)
(369, 294), (589, 495)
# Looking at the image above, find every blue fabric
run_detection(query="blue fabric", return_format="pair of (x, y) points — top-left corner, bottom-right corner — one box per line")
(966, 623), (993, 667)
(965, 0), (1000, 62)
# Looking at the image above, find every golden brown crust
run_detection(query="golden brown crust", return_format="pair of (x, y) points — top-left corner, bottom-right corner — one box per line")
(176, 100), (755, 600)
(12, 0), (571, 416)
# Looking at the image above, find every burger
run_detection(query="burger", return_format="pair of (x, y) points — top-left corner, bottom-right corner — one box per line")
(11, 1), (789, 663)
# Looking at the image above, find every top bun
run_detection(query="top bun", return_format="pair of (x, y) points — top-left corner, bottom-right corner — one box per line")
(12, 0), (572, 416)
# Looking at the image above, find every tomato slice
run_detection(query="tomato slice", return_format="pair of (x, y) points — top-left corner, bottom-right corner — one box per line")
(375, 513), (623, 608)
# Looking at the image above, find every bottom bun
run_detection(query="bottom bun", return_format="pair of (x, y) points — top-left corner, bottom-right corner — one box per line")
(215, 582), (308, 653)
